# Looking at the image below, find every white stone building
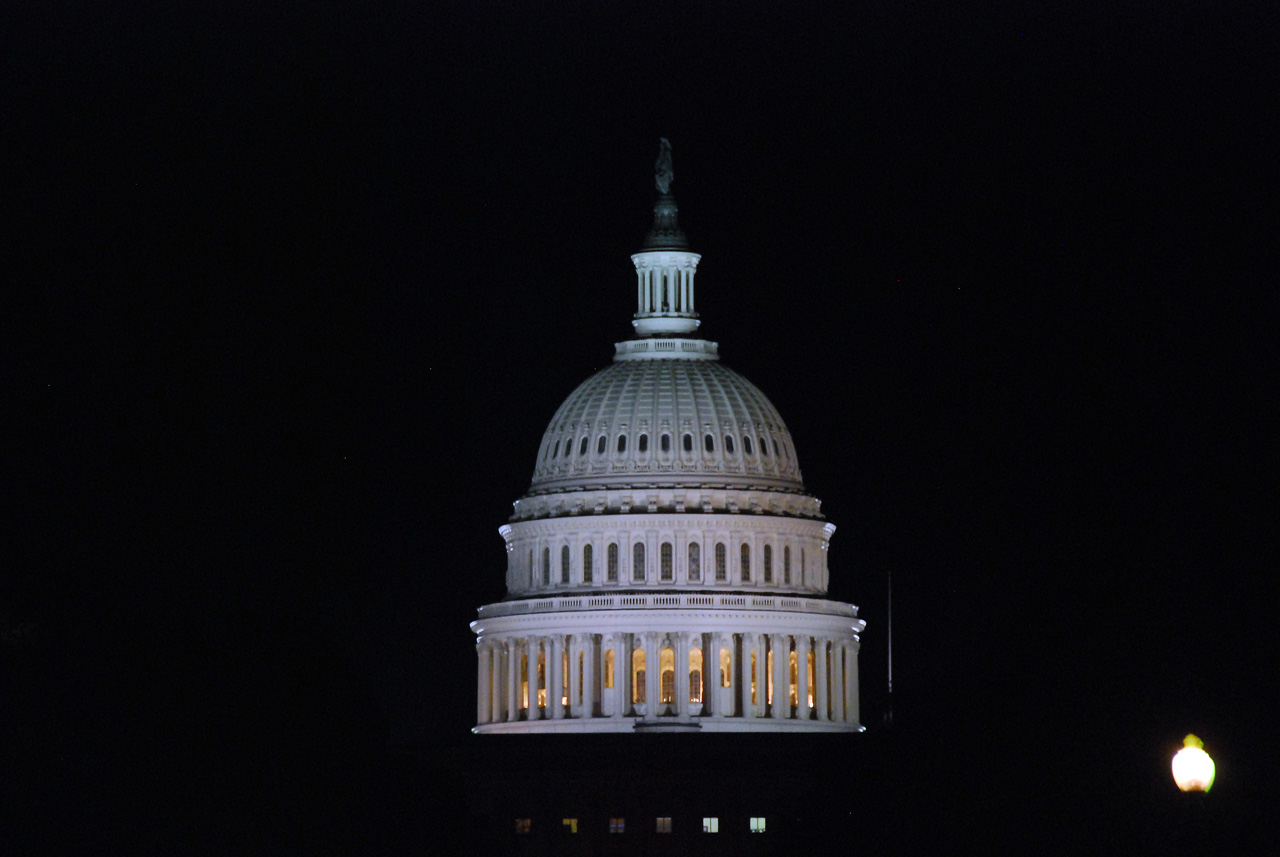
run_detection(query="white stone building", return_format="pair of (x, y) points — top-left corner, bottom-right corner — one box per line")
(471, 145), (865, 733)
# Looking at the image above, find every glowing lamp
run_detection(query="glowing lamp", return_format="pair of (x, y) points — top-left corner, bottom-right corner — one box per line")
(1171, 734), (1215, 793)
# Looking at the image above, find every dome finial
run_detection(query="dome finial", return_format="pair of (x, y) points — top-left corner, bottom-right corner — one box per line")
(643, 138), (688, 250)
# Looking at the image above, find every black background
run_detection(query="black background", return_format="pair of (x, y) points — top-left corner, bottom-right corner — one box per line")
(5, 1), (1275, 852)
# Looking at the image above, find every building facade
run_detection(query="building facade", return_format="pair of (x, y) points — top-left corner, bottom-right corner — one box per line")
(470, 142), (865, 734)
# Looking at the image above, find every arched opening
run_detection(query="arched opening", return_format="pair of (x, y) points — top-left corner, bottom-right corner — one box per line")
(583, 543), (593, 583)
(715, 543), (727, 581)
(597, 435), (606, 455)
(560, 545), (570, 584)
(537, 649), (547, 709)
(789, 649), (799, 707)
(784, 545), (791, 584)
(542, 547), (551, 586)
(632, 542), (645, 581)
(660, 542), (673, 581)
(631, 648), (646, 704)
(607, 543), (619, 582)
(740, 543), (751, 582)
(579, 436), (588, 456)
(604, 648), (615, 689)
(719, 647), (731, 688)
(660, 433), (671, 453)
(638, 433), (649, 453)
(750, 650), (758, 705)
(617, 434), (627, 453)
(659, 646), (675, 704)
(683, 433), (693, 453)
(704, 433), (715, 453)
(764, 544), (773, 583)
(724, 435), (735, 455)
(744, 435), (753, 456)
(552, 440), (560, 459)
(760, 435), (769, 456)
(520, 652), (529, 710)
(689, 647), (703, 703)
(687, 542), (700, 581)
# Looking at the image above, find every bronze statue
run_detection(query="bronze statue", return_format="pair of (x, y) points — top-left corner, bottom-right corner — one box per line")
(655, 137), (674, 195)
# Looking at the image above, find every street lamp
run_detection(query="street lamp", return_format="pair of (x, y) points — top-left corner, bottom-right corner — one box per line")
(1171, 734), (1215, 793)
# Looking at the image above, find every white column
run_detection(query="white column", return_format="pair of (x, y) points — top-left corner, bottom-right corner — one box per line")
(796, 635), (811, 721)
(675, 633), (690, 721)
(737, 633), (752, 717)
(722, 633), (735, 717)
(769, 634), (788, 719)
(549, 635), (564, 719)
(844, 640), (859, 725)
(507, 640), (520, 722)
(831, 642), (844, 723)
(815, 637), (829, 721)
(643, 632), (659, 721)
(477, 640), (491, 725)
(526, 636), (541, 720)
(582, 634), (596, 719)
(755, 634), (768, 717)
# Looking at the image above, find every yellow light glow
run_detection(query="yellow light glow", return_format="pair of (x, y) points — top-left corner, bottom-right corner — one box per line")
(1171, 734), (1216, 792)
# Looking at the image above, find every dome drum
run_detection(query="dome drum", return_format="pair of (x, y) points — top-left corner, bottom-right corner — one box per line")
(511, 487), (822, 520)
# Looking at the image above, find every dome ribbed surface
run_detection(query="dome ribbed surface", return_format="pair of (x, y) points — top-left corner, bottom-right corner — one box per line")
(527, 357), (805, 496)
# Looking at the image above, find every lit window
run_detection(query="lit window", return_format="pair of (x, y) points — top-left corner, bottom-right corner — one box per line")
(609, 818), (625, 834)
(704, 433), (715, 453)
(683, 433), (693, 453)
(562, 818), (578, 833)
(638, 433), (649, 453)
(633, 542), (645, 581)
(750, 817), (766, 833)
(715, 543), (727, 581)
(661, 433), (671, 452)
(660, 542), (673, 581)
(703, 817), (719, 833)
(632, 648), (646, 703)
(656, 817), (672, 834)
(689, 647), (703, 702)
(583, 544), (593, 583)
(660, 647), (675, 703)
(720, 647), (731, 687)
(764, 544), (773, 583)
(604, 648), (615, 688)
(741, 543), (751, 581)
(516, 818), (531, 834)
(561, 545), (570, 584)
(687, 542), (700, 581)
(607, 543), (618, 582)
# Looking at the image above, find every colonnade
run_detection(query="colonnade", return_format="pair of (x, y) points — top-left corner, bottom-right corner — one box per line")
(636, 264), (695, 315)
(476, 628), (859, 729)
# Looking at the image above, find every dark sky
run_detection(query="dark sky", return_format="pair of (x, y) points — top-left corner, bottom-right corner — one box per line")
(6, 1), (1276, 851)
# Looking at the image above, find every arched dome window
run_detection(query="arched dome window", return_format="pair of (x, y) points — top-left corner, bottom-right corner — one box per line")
(633, 543), (646, 581)
(617, 434), (627, 453)
(660, 433), (671, 453)
(561, 545), (570, 584)
(760, 436), (769, 456)
(687, 542), (700, 581)
(764, 544), (773, 583)
(579, 436), (588, 456)
(597, 435), (607, 455)
(800, 548), (806, 585)
(563, 438), (572, 457)
(740, 544), (751, 582)
(783, 545), (791, 584)
(725, 435), (735, 455)
(773, 439), (780, 457)
(638, 433), (649, 453)
(607, 543), (619, 582)
(744, 436), (753, 456)
(715, 543), (727, 581)
(583, 544), (594, 583)
(704, 434), (715, 453)
(542, 547), (551, 586)
(683, 433), (693, 453)
(660, 542), (673, 581)
(551, 440), (560, 460)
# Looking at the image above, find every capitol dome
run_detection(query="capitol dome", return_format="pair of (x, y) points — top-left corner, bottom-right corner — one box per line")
(471, 141), (864, 733)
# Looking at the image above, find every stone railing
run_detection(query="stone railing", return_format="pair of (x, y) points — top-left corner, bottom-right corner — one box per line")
(477, 592), (857, 620)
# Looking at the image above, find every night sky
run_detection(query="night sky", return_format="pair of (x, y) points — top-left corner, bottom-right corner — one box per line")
(6, 1), (1275, 852)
